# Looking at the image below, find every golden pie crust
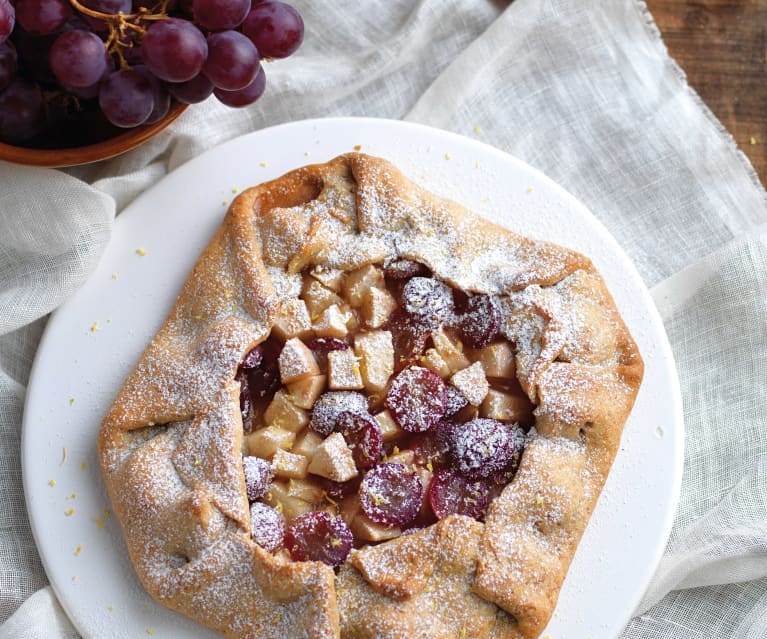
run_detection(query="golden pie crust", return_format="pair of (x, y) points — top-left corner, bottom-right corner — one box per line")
(99, 153), (643, 639)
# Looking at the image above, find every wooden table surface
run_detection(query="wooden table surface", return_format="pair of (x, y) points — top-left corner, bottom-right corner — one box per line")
(646, 0), (767, 185)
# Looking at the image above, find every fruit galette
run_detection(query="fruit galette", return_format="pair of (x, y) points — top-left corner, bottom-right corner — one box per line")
(99, 153), (643, 639)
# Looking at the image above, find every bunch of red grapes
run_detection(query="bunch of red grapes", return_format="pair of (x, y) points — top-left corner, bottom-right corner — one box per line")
(0, 0), (303, 147)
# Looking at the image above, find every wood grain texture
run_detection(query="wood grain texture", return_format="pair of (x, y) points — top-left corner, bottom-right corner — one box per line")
(645, 0), (767, 184)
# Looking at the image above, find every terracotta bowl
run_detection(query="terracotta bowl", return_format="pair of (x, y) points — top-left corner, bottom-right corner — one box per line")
(0, 101), (188, 169)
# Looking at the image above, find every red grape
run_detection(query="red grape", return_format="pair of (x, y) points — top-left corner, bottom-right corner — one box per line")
(310, 391), (368, 437)
(16, 0), (71, 35)
(192, 0), (249, 31)
(141, 17), (207, 82)
(428, 468), (489, 520)
(358, 463), (423, 528)
(0, 78), (45, 141)
(457, 294), (502, 348)
(213, 63), (265, 107)
(336, 410), (382, 470)
(99, 67), (154, 127)
(0, 42), (17, 91)
(384, 258), (429, 280)
(449, 418), (525, 480)
(444, 385), (469, 418)
(203, 30), (259, 91)
(241, 0), (303, 59)
(387, 310), (429, 371)
(50, 29), (109, 88)
(242, 455), (272, 501)
(401, 276), (454, 329)
(385, 366), (447, 433)
(285, 511), (352, 566)
(0, 0), (14, 45)
(250, 502), (285, 552)
(306, 337), (349, 373)
(166, 72), (214, 104)
(240, 345), (264, 370)
(79, 0), (131, 32)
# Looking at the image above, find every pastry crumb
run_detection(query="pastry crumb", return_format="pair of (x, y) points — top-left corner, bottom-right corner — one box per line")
(74, 545), (82, 557)
(232, 187), (239, 193)
(749, 136), (757, 145)
(135, 247), (147, 256)
(474, 125), (482, 134)
(71, 576), (77, 582)
(107, 606), (113, 613)
(260, 161), (268, 167)
(89, 321), (99, 332)
(146, 630), (155, 636)
(526, 187), (534, 193)
(444, 152), (452, 160)
(222, 200), (229, 206)
(81, 462), (87, 471)
(64, 508), (75, 517)
(48, 479), (56, 487)
(69, 397), (75, 406)
(60, 447), (67, 465)
(353, 145), (362, 151)
(475, 160), (480, 169)
(111, 272), (118, 280)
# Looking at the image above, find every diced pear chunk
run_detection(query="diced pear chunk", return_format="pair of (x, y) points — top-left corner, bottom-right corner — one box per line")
(354, 331), (394, 393)
(309, 265), (345, 291)
(432, 328), (471, 372)
(386, 448), (415, 466)
(450, 361), (489, 407)
(286, 375), (326, 410)
(264, 389), (309, 432)
(351, 514), (401, 542)
(374, 409), (405, 442)
(480, 388), (533, 423)
(307, 432), (358, 482)
(272, 299), (313, 340)
(263, 481), (314, 520)
(246, 426), (295, 459)
(419, 347), (451, 379)
(343, 264), (384, 308)
(271, 449), (310, 479)
(302, 279), (343, 317)
(278, 337), (320, 384)
(287, 477), (325, 504)
(327, 348), (364, 390)
(361, 287), (397, 329)
(293, 429), (324, 458)
(313, 304), (350, 339)
(338, 494), (361, 526)
(475, 341), (516, 378)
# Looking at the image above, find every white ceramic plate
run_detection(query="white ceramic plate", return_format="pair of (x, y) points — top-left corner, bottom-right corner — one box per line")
(22, 117), (683, 639)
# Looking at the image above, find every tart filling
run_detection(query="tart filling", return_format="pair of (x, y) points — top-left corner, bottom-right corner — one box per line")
(238, 263), (535, 566)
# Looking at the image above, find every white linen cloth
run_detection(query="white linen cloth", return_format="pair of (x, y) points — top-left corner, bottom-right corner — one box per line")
(2, 0), (766, 637)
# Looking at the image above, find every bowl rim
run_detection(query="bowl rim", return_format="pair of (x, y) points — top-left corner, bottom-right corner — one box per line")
(0, 101), (188, 169)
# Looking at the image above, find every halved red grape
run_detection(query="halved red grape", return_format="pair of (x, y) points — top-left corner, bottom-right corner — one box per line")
(50, 29), (109, 88)
(387, 310), (428, 372)
(457, 294), (502, 348)
(307, 337), (349, 372)
(16, 0), (70, 35)
(245, 338), (281, 401)
(358, 463), (422, 527)
(203, 30), (260, 91)
(213, 64), (265, 107)
(450, 418), (525, 480)
(383, 258), (429, 280)
(193, 0), (249, 31)
(242, 455), (272, 501)
(428, 468), (489, 520)
(241, 0), (303, 59)
(385, 366), (447, 433)
(167, 72), (214, 104)
(309, 391), (368, 436)
(314, 475), (361, 502)
(249, 502), (285, 552)
(444, 385), (469, 418)
(142, 17), (207, 83)
(337, 410), (382, 469)
(284, 511), (352, 567)
(401, 277), (454, 328)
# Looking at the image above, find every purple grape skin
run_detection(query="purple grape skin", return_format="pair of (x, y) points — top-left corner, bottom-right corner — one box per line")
(249, 502), (285, 552)
(449, 418), (525, 480)
(358, 462), (423, 528)
(241, 1), (303, 59)
(0, 0), (14, 45)
(242, 455), (272, 501)
(309, 391), (368, 437)
(192, 0), (249, 31)
(16, 0), (71, 35)
(457, 294), (502, 348)
(50, 30), (109, 88)
(213, 64), (265, 107)
(428, 468), (489, 521)
(285, 511), (353, 567)
(133, 65), (170, 124)
(141, 17), (208, 83)
(79, 0), (131, 32)
(99, 68), (154, 128)
(0, 78), (45, 142)
(0, 42), (17, 92)
(166, 72), (214, 104)
(203, 30), (260, 91)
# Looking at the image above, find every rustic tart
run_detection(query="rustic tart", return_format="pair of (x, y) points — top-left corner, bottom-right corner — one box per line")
(99, 153), (643, 639)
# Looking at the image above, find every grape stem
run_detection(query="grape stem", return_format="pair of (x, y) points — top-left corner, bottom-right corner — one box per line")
(67, 0), (172, 69)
